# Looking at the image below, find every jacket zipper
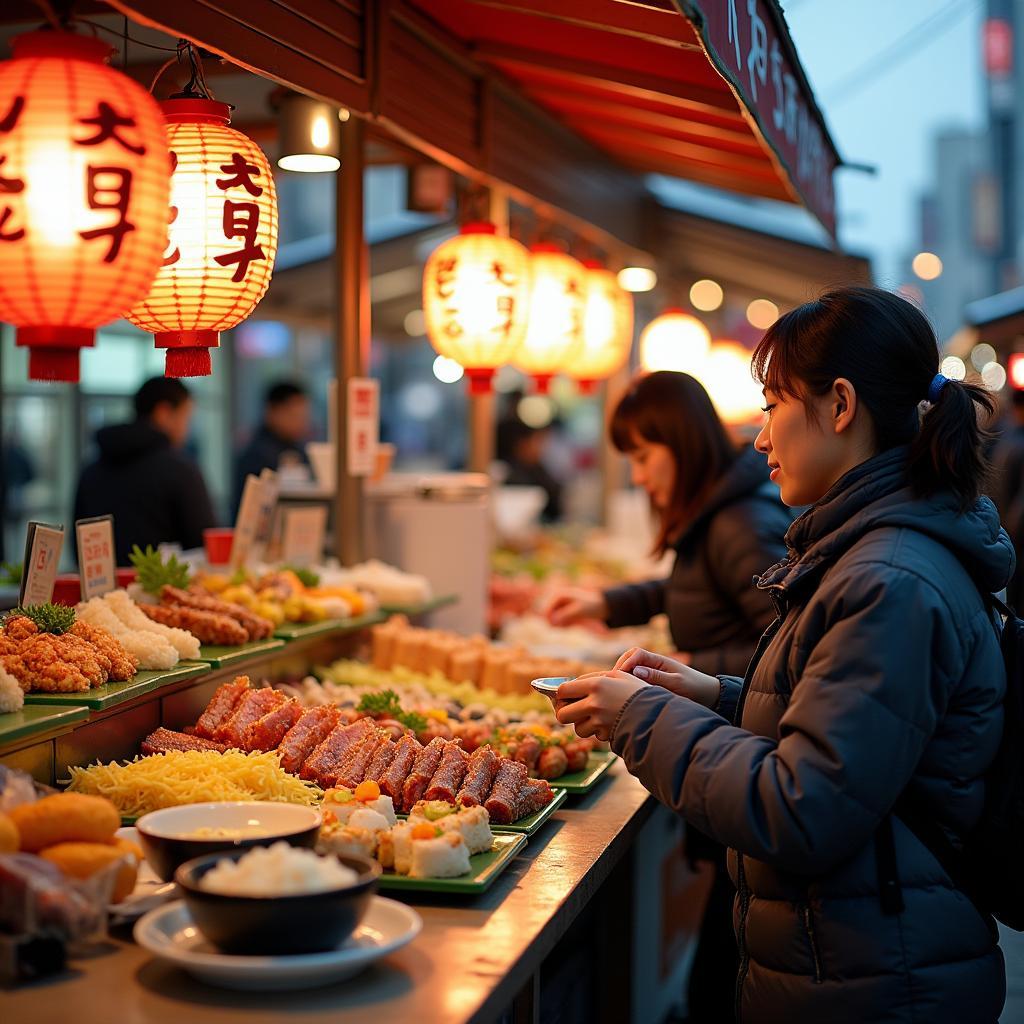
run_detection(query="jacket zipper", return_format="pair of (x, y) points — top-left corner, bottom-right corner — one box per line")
(733, 588), (786, 1023)
(801, 901), (824, 984)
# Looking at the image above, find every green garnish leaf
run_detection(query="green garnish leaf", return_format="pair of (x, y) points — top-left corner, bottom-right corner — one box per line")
(129, 544), (191, 595)
(357, 689), (403, 718)
(356, 689), (428, 735)
(8, 602), (75, 635)
(282, 565), (320, 588)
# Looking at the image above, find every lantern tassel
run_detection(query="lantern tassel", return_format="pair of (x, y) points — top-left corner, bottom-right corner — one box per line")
(27, 348), (80, 383)
(165, 347), (213, 377)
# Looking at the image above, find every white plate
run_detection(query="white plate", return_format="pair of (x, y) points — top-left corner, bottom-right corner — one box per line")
(133, 897), (422, 991)
(110, 827), (176, 921)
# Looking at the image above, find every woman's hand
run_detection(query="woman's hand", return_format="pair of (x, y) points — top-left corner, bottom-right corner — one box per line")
(614, 647), (720, 710)
(553, 670), (646, 742)
(545, 588), (608, 627)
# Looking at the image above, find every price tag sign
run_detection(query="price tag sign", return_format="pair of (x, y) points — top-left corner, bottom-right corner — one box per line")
(232, 470), (279, 569)
(20, 521), (64, 606)
(347, 377), (379, 477)
(76, 515), (116, 600)
(280, 506), (328, 567)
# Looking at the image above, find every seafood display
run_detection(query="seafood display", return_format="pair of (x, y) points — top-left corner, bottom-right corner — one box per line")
(0, 605), (138, 694)
(144, 676), (557, 824)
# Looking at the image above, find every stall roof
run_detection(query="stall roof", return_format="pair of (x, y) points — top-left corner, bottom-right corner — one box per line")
(966, 286), (1024, 343)
(408, 0), (842, 237)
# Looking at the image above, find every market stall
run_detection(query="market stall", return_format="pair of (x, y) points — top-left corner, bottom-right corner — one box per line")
(0, 1), (845, 1020)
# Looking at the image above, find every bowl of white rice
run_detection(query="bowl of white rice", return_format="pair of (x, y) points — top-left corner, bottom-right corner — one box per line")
(176, 842), (380, 954)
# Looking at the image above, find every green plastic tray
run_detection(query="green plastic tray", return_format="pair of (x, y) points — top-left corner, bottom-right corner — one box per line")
(197, 638), (286, 667)
(549, 751), (617, 794)
(273, 612), (386, 641)
(379, 594), (459, 617)
(377, 831), (527, 894)
(0, 704), (89, 745)
(23, 661), (211, 711)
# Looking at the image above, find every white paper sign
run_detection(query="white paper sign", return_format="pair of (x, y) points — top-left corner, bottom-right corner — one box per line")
(76, 515), (116, 600)
(280, 506), (328, 567)
(231, 475), (264, 570)
(20, 522), (64, 605)
(232, 470), (279, 569)
(347, 377), (379, 478)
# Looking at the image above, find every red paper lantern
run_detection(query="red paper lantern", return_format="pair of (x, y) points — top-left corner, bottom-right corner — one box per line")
(515, 244), (586, 393)
(0, 32), (170, 382)
(126, 99), (278, 377)
(422, 222), (531, 394)
(572, 260), (634, 394)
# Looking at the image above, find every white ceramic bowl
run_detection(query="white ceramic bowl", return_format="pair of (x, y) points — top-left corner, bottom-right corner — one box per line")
(136, 802), (322, 882)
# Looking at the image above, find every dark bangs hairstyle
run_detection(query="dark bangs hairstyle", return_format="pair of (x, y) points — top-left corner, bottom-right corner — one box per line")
(752, 285), (994, 509)
(610, 370), (737, 555)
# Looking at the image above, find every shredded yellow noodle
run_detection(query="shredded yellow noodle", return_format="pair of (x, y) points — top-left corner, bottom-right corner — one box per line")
(66, 750), (322, 817)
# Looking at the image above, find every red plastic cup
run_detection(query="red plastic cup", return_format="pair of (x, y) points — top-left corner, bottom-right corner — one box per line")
(204, 528), (235, 566)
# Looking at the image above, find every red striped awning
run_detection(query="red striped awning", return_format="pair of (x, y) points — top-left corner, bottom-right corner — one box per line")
(410, 0), (841, 237)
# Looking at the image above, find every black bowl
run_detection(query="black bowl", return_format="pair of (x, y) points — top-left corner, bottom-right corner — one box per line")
(175, 849), (380, 956)
(136, 802), (322, 883)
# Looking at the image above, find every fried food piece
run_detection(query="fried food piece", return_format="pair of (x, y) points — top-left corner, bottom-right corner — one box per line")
(242, 697), (302, 752)
(70, 621), (139, 681)
(214, 688), (287, 746)
(142, 603), (248, 646)
(162, 585), (275, 641)
(278, 705), (340, 775)
(517, 777), (555, 818)
(3, 615), (39, 643)
(300, 717), (375, 784)
(484, 760), (529, 825)
(141, 727), (228, 755)
(424, 741), (470, 804)
(40, 840), (140, 902)
(457, 745), (501, 808)
(195, 676), (250, 738)
(11, 793), (120, 852)
(380, 734), (420, 801)
(3, 632), (108, 693)
(401, 736), (447, 813)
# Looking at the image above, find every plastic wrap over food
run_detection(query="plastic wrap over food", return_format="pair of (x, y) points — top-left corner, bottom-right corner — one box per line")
(0, 852), (115, 943)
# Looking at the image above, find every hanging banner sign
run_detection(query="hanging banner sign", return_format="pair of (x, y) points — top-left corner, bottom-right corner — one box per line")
(20, 521), (64, 606)
(280, 506), (328, 567)
(76, 515), (116, 600)
(348, 377), (379, 478)
(682, 0), (839, 237)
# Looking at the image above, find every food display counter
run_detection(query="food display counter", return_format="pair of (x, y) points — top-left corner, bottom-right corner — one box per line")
(0, 608), (703, 1023)
(3, 768), (654, 1024)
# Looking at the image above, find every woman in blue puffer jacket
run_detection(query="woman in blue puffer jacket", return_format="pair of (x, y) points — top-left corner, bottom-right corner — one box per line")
(555, 286), (1012, 1023)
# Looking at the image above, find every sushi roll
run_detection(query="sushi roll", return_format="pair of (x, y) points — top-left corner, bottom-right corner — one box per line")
(348, 806), (392, 833)
(388, 821), (415, 875)
(317, 823), (377, 860)
(408, 799), (455, 823)
(323, 780), (397, 827)
(409, 823), (471, 879)
(446, 805), (493, 856)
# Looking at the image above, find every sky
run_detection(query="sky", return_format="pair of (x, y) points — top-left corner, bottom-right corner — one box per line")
(781, 0), (987, 285)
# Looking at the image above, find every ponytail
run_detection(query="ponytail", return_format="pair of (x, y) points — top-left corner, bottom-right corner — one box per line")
(908, 378), (995, 510)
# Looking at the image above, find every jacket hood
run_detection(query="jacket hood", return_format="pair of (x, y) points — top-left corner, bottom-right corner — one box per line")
(95, 421), (170, 464)
(679, 445), (776, 544)
(761, 446), (1015, 596)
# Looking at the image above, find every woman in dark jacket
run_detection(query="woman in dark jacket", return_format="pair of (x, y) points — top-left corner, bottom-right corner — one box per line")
(547, 370), (791, 676)
(555, 287), (1011, 1023)
(548, 370), (791, 1022)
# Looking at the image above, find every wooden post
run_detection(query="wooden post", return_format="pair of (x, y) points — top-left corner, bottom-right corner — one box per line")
(334, 114), (368, 564)
(466, 184), (509, 474)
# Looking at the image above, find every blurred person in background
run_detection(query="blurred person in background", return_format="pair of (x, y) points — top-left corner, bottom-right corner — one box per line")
(74, 377), (216, 564)
(546, 370), (791, 1023)
(501, 418), (564, 522)
(234, 380), (311, 513)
